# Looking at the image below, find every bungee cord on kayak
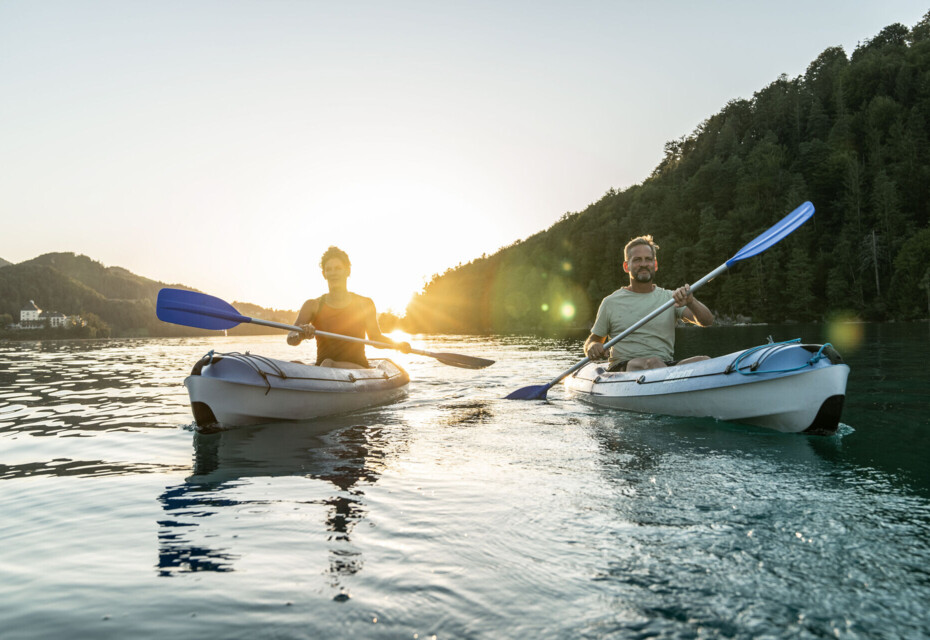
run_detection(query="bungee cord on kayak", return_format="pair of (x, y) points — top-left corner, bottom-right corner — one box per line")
(729, 339), (842, 376)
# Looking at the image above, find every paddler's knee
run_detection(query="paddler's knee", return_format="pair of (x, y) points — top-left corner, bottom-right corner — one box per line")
(626, 356), (667, 371)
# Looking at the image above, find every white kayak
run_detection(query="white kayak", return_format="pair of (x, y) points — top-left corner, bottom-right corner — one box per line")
(565, 340), (849, 434)
(184, 351), (409, 427)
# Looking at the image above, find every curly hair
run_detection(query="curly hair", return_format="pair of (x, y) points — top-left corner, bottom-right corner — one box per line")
(319, 246), (351, 271)
(623, 235), (659, 260)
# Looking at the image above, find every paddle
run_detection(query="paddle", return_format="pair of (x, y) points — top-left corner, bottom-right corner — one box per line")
(155, 288), (495, 369)
(505, 201), (816, 400)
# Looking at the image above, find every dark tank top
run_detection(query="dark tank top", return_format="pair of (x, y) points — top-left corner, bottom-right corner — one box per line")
(312, 294), (369, 367)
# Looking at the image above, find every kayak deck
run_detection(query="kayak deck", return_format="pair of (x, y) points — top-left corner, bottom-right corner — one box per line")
(184, 351), (409, 427)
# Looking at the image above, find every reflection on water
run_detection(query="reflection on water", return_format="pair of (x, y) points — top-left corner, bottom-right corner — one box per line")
(157, 417), (409, 595)
(0, 340), (186, 436)
(157, 484), (239, 574)
(444, 401), (495, 427)
(0, 340), (198, 484)
(0, 458), (184, 480)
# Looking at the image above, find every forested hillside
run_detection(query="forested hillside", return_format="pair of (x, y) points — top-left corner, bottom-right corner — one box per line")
(405, 14), (930, 334)
(0, 253), (296, 337)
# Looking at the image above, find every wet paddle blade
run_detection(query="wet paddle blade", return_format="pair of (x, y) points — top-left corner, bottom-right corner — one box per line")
(156, 288), (249, 330)
(504, 384), (550, 400)
(432, 352), (496, 369)
(727, 201), (814, 266)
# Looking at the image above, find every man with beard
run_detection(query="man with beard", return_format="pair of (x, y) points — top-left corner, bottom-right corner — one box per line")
(584, 235), (714, 372)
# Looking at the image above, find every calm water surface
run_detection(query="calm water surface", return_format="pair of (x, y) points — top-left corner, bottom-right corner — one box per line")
(0, 324), (928, 639)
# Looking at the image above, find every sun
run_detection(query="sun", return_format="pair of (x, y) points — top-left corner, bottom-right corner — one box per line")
(261, 170), (499, 316)
(363, 276), (418, 315)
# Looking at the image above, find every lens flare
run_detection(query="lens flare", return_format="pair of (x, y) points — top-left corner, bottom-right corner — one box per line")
(826, 312), (864, 353)
(560, 303), (575, 320)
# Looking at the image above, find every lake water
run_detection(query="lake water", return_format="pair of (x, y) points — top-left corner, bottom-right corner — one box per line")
(1, 324), (928, 639)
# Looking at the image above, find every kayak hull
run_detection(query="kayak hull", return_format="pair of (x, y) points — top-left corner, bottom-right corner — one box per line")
(565, 342), (849, 434)
(184, 352), (409, 427)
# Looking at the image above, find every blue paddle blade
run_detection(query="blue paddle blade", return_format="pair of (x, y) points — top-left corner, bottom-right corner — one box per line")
(156, 288), (249, 330)
(726, 201), (814, 266)
(504, 384), (550, 400)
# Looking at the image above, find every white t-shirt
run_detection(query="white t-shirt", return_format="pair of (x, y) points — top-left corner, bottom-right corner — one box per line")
(590, 286), (686, 364)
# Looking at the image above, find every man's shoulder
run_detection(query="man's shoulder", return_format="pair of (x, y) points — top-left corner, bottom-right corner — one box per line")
(604, 288), (629, 300)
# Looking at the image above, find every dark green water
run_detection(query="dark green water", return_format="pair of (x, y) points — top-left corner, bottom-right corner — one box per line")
(676, 322), (930, 496)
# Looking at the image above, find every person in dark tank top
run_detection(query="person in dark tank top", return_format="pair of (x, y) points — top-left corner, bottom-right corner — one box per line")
(287, 246), (410, 369)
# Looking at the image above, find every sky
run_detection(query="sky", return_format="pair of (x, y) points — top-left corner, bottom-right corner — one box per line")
(2, 1), (927, 313)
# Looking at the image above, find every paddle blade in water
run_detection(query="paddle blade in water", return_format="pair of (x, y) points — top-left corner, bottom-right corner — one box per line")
(504, 384), (550, 400)
(727, 201), (814, 266)
(156, 288), (248, 331)
(432, 353), (495, 369)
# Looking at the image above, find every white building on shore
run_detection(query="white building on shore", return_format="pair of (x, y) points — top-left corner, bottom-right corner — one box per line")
(42, 311), (68, 328)
(20, 300), (41, 324)
(14, 301), (80, 330)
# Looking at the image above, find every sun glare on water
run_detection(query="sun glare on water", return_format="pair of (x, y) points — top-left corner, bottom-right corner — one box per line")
(385, 329), (413, 342)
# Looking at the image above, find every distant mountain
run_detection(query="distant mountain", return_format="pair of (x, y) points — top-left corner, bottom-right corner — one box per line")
(0, 252), (296, 337)
(20, 253), (168, 301)
(0, 257), (11, 269)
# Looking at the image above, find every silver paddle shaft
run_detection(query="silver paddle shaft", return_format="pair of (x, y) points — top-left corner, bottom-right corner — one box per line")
(245, 317), (436, 359)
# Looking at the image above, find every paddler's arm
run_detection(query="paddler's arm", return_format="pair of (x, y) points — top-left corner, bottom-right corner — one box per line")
(585, 297), (613, 360)
(584, 333), (609, 360)
(673, 285), (714, 327)
(363, 297), (411, 353)
(287, 298), (319, 346)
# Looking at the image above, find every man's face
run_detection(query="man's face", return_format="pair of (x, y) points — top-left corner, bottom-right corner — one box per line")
(624, 245), (657, 283)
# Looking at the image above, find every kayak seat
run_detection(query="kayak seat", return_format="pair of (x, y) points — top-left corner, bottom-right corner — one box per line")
(802, 343), (844, 364)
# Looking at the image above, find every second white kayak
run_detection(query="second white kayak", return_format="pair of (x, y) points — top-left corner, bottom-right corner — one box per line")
(565, 340), (849, 434)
